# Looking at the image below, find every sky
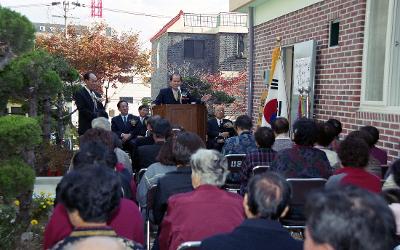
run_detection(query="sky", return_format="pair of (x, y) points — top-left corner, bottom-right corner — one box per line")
(0, 0), (230, 49)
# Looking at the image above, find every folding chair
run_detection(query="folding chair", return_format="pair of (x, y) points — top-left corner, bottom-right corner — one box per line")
(176, 241), (202, 250)
(223, 154), (246, 193)
(145, 185), (158, 250)
(381, 165), (389, 179)
(136, 168), (147, 184)
(252, 165), (270, 176)
(281, 178), (327, 232)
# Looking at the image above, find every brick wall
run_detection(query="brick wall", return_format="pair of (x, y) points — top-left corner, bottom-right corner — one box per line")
(252, 0), (399, 163)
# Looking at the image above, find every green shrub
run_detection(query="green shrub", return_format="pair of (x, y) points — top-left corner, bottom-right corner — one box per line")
(0, 158), (35, 203)
(0, 115), (42, 157)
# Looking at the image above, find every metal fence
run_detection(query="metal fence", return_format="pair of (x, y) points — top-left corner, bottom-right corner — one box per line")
(183, 12), (248, 28)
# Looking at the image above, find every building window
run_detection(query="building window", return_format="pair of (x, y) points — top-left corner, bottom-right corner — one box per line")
(184, 40), (205, 59)
(236, 34), (246, 58)
(329, 20), (340, 47)
(120, 97), (133, 103)
(362, 0), (400, 111)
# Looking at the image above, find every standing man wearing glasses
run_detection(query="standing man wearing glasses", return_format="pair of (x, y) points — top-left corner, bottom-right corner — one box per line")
(73, 72), (108, 136)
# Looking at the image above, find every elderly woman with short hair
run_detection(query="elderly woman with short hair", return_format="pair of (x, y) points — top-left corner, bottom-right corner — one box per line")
(158, 149), (245, 250)
(153, 132), (206, 225)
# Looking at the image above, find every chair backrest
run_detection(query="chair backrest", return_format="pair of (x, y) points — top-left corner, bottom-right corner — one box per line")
(287, 178), (327, 205)
(136, 168), (147, 183)
(381, 165), (389, 179)
(146, 184), (158, 211)
(176, 241), (202, 250)
(252, 165), (270, 176)
(225, 154), (246, 172)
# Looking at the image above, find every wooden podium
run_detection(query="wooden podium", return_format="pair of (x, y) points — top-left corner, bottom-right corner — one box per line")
(152, 104), (207, 142)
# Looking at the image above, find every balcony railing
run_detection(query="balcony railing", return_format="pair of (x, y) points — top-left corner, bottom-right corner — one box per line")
(183, 12), (248, 28)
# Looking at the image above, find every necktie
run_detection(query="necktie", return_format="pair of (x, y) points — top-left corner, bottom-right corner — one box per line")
(140, 117), (143, 124)
(177, 89), (182, 103)
(123, 116), (127, 123)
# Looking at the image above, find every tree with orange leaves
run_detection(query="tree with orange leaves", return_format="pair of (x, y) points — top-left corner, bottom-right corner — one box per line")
(36, 23), (151, 107)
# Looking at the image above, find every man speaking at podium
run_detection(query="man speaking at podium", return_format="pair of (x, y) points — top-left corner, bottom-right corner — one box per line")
(154, 73), (211, 105)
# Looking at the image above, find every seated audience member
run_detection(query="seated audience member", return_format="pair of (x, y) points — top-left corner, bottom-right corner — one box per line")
(159, 149), (245, 250)
(92, 117), (132, 174)
(346, 130), (381, 177)
(44, 144), (144, 249)
(360, 125), (388, 165)
(136, 115), (161, 146)
(384, 159), (400, 190)
(79, 129), (133, 199)
(201, 172), (303, 250)
(131, 105), (150, 139)
(326, 118), (342, 151)
(315, 121), (340, 169)
(153, 132), (206, 225)
(136, 137), (176, 210)
(134, 118), (171, 172)
(270, 118), (332, 178)
(50, 167), (143, 250)
(304, 186), (396, 250)
(207, 105), (236, 151)
(240, 127), (276, 195)
(271, 117), (293, 151)
(325, 137), (381, 193)
(111, 100), (137, 157)
(382, 159), (400, 237)
(222, 115), (257, 155)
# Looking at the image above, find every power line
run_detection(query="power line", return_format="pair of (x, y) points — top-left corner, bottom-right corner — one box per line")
(5, 2), (172, 19)
(3, 3), (53, 8)
(101, 8), (172, 19)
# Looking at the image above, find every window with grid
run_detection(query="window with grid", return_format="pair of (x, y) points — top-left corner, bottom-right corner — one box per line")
(184, 40), (205, 59)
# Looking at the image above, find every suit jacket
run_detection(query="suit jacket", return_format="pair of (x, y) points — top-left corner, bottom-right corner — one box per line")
(154, 87), (199, 105)
(130, 115), (148, 138)
(134, 142), (164, 171)
(111, 114), (136, 139)
(159, 185), (245, 250)
(153, 166), (194, 225)
(73, 86), (107, 135)
(201, 218), (303, 250)
(207, 118), (236, 150)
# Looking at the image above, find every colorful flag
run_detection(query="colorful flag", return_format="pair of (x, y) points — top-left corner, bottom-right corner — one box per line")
(258, 47), (288, 127)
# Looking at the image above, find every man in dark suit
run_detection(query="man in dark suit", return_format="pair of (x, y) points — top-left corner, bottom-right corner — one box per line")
(153, 73), (211, 105)
(130, 105), (149, 139)
(207, 105), (236, 151)
(73, 72), (108, 135)
(111, 100), (137, 157)
(201, 172), (303, 250)
(134, 118), (171, 172)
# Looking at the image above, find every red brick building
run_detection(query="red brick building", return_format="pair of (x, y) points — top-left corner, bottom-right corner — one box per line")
(231, 0), (399, 162)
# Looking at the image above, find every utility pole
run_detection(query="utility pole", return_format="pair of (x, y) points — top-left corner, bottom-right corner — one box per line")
(51, 1), (83, 38)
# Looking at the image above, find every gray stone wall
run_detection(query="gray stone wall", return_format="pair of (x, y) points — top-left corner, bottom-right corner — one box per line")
(150, 34), (169, 100)
(167, 33), (217, 76)
(216, 33), (248, 72)
(150, 32), (248, 99)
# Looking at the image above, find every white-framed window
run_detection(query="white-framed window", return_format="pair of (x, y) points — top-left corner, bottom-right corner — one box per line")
(361, 0), (400, 113)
